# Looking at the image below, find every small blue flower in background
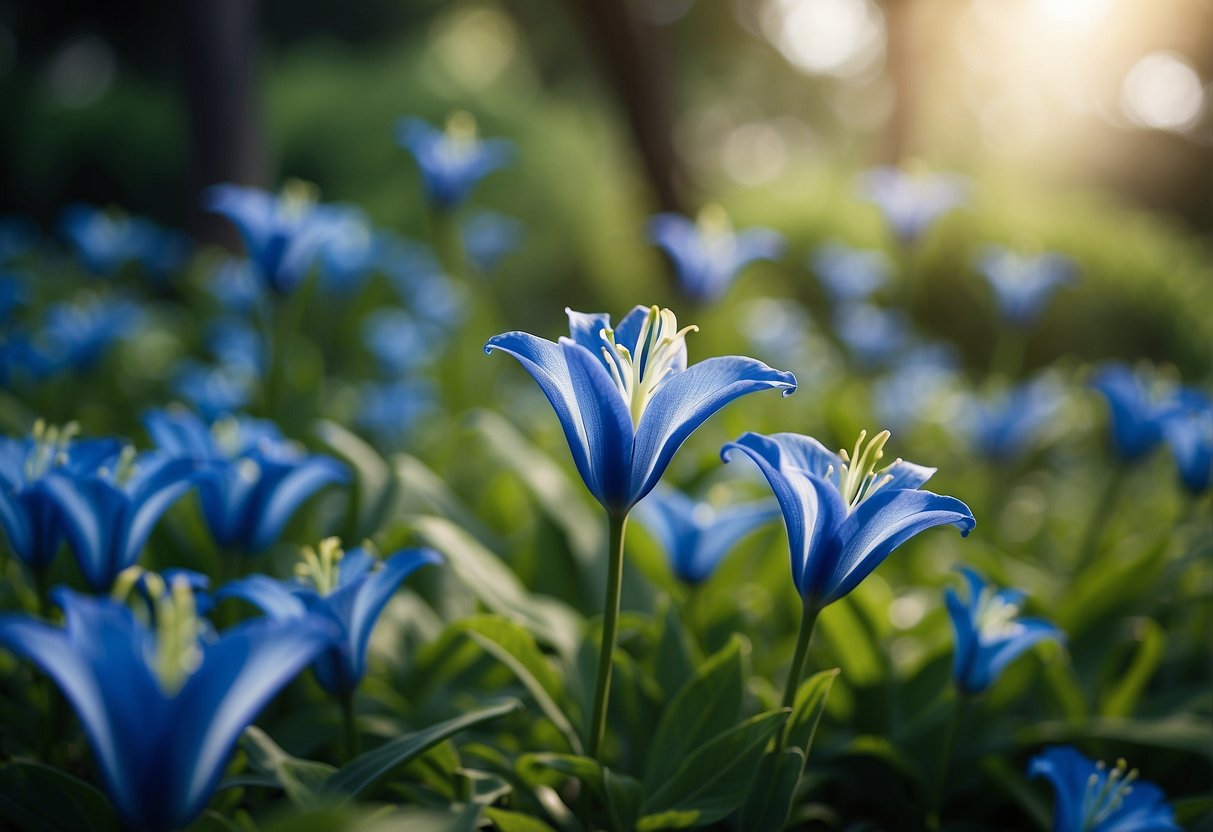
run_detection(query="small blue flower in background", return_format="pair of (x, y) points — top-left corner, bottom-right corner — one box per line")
(144, 408), (348, 554)
(206, 258), (264, 314)
(871, 344), (960, 431)
(60, 204), (189, 279)
(354, 380), (436, 449)
(1162, 389), (1212, 495)
(0, 422), (123, 572)
(648, 206), (785, 302)
(0, 215), (40, 263)
(172, 362), (255, 422)
(205, 182), (354, 295)
(396, 113), (513, 211)
(318, 213), (382, 295)
(976, 246), (1076, 328)
(833, 301), (911, 369)
(0, 578), (334, 832)
(378, 235), (467, 328)
(946, 568), (1062, 695)
(858, 166), (969, 246)
(487, 305), (797, 513)
(463, 210), (524, 274)
(811, 241), (892, 305)
(361, 309), (440, 376)
(723, 430), (974, 610)
(634, 484), (779, 584)
(218, 538), (441, 695)
(1029, 746), (1179, 832)
(1091, 364), (1179, 462)
(206, 317), (265, 378)
(959, 376), (1062, 463)
(30, 295), (145, 375)
(36, 445), (202, 591)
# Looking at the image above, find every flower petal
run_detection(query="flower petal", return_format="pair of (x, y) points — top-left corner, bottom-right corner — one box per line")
(342, 548), (441, 683)
(559, 337), (635, 509)
(248, 457), (348, 553)
(687, 500), (780, 584)
(215, 575), (309, 620)
(975, 618), (1062, 692)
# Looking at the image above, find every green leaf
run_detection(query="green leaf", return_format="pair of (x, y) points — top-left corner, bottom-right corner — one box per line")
(241, 726), (336, 807)
(323, 699), (523, 801)
(410, 514), (583, 656)
(640, 710), (789, 828)
(1020, 715), (1213, 759)
(0, 759), (120, 832)
(460, 615), (583, 753)
(644, 634), (748, 791)
(785, 667), (840, 754)
(516, 753), (644, 829)
(483, 807), (559, 832)
(1099, 618), (1164, 718)
(652, 597), (697, 699)
(604, 767), (645, 832)
(737, 748), (806, 832)
(817, 599), (884, 685)
(315, 418), (397, 539)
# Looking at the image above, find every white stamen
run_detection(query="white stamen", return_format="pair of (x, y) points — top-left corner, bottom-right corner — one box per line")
(600, 306), (698, 425)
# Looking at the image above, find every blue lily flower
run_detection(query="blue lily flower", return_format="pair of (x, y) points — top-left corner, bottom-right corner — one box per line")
(30, 295), (144, 375)
(722, 430), (974, 610)
(634, 484), (779, 584)
(871, 344), (960, 431)
(1091, 364), (1179, 462)
(976, 246), (1076, 328)
(205, 258), (264, 314)
(205, 182), (353, 295)
(354, 380), (436, 449)
(463, 211), (524, 274)
(377, 235), (466, 328)
(0, 422), (124, 572)
(486, 305), (797, 513)
(833, 301), (911, 369)
(143, 408), (348, 554)
(59, 204), (184, 277)
(361, 308), (440, 376)
(37, 446), (202, 591)
(959, 377), (1062, 463)
(648, 206), (785, 302)
(172, 362), (256, 422)
(318, 213), (381, 295)
(1162, 390), (1212, 495)
(395, 113), (513, 211)
(206, 317), (265, 378)
(946, 568), (1062, 695)
(858, 166), (969, 246)
(1028, 746), (1179, 832)
(217, 539), (441, 695)
(0, 579), (335, 832)
(810, 241), (892, 305)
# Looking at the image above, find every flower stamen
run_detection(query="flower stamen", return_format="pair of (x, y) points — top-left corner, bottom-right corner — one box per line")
(837, 429), (897, 509)
(1079, 758), (1139, 831)
(600, 306), (698, 425)
(24, 420), (80, 481)
(296, 536), (345, 596)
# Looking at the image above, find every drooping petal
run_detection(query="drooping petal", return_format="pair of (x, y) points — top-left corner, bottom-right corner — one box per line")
(761, 432), (841, 479)
(823, 489), (974, 605)
(559, 337), (635, 509)
(631, 357), (796, 506)
(247, 457), (348, 553)
(944, 587), (977, 690)
(1028, 746), (1093, 832)
(215, 575), (309, 620)
(341, 548), (441, 683)
(38, 474), (127, 590)
(973, 618), (1062, 693)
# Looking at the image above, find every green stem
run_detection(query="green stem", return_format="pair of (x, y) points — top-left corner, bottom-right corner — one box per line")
(777, 604), (820, 750)
(340, 692), (359, 761)
(587, 512), (628, 762)
(1075, 465), (1126, 574)
(927, 694), (970, 830)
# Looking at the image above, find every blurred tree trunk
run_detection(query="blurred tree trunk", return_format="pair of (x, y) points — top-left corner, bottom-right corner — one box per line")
(565, 0), (690, 214)
(882, 0), (913, 165)
(180, 0), (267, 245)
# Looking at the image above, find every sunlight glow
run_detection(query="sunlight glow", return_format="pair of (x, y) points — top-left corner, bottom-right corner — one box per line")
(1120, 52), (1206, 133)
(761, 0), (885, 78)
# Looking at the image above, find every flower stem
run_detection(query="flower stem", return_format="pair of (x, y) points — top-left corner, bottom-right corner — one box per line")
(1075, 464), (1126, 574)
(777, 604), (820, 750)
(926, 694), (970, 830)
(340, 691), (359, 761)
(587, 511), (628, 762)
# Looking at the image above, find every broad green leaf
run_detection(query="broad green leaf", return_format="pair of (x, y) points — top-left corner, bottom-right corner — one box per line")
(1020, 715), (1213, 759)
(516, 753), (644, 830)
(460, 615), (582, 753)
(604, 767), (645, 832)
(641, 710), (789, 828)
(323, 698), (523, 800)
(0, 760), (120, 832)
(981, 755), (1051, 831)
(241, 726), (336, 807)
(395, 456), (498, 543)
(1057, 537), (1168, 635)
(410, 514), (583, 656)
(652, 597), (697, 699)
(785, 668), (840, 754)
(315, 418), (397, 539)
(737, 748), (806, 832)
(483, 807), (559, 832)
(1099, 618), (1164, 718)
(644, 634), (748, 790)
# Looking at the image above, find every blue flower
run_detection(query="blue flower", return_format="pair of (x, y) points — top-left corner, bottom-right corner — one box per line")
(872, 344), (959, 431)
(206, 317), (265, 378)
(0, 579), (334, 832)
(0, 423), (124, 571)
(1091, 364), (1179, 462)
(143, 408), (349, 554)
(1162, 390), (1212, 495)
(60, 205), (188, 279)
(722, 430), (974, 609)
(361, 309), (440, 376)
(205, 258), (264, 314)
(946, 568), (1062, 695)
(858, 166), (969, 246)
(1028, 746), (1179, 832)
(463, 211), (524, 274)
(810, 241), (892, 305)
(960, 377), (1061, 463)
(648, 206), (785, 302)
(634, 484), (779, 584)
(353, 380), (435, 449)
(172, 362), (256, 422)
(976, 246), (1076, 328)
(205, 182), (353, 295)
(318, 213), (381, 295)
(30, 295), (145, 375)
(833, 302), (911, 369)
(486, 306), (797, 513)
(396, 113), (513, 211)
(217, 539), (441, 695)
(36, 446), (202, 591)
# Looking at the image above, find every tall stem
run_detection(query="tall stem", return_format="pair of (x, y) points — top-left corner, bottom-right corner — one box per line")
(587, 511), (628, 762)
(777, 604), (820, 750)
(340, 691), (359, 761)
(927, 694), (970, 830)
(1075, 465), (1126, 574)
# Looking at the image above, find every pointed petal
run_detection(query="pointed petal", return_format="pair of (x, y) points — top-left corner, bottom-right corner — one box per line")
(37, 474), (126, 590)
(633, 485), (700, 579)
(215, 575), (309, 620)
(342, 548), (441, 683)
(974, 618), (1062, 692)
(763, 432), (841, 479)
(823, 489), (975, 606)
(880, 460), (936, 490)
(559, 337), (635, 509)
(564, 309), (613, 358)
(945, 587), (977, 691)
(631, 358), (797, 506)
(613, 305), (657, 357)
(1028, 746), (1096, 832)
(335, 546), (376, 587)
(248, 457), (347, 553)
(685, 500), (780, 584)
